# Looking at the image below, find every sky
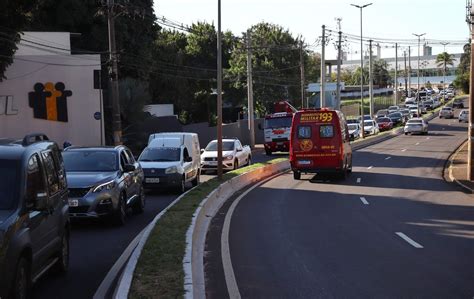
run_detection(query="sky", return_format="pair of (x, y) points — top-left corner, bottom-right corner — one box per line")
(153, 0), (469, 59)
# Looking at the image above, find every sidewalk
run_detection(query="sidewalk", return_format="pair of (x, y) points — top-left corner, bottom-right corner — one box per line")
(445, 140), (474, 193)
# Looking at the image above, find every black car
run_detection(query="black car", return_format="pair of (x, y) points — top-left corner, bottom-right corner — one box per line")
(62, 146), (145, 225)
(453, 99), (464, 108)
(0, 134), (70, 299)
(388, 112), (404, 125)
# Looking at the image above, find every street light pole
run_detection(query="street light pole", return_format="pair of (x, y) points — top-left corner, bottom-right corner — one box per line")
(351, 2), (372, 139)
(216, 0), (223, 180)
(413, 32), (426, 115)
(440, 42), (449, 93)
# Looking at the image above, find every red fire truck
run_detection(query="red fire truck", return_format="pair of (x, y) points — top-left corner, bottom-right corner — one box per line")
(263, 101), (297, 155)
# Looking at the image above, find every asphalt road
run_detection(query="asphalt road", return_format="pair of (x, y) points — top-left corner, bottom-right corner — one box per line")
(206, 104), (474, 298)
(32, 147), (276, 299)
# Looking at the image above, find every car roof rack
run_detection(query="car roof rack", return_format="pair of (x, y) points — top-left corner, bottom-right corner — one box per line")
(22, 133), (49, 146)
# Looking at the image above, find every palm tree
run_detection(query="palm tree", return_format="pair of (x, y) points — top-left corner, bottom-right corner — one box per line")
(436, 52), (455, 90)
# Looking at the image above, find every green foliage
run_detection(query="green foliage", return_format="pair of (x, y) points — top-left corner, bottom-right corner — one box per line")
(0, 0), (35, 80)
(454, 43), (470, 94)
(372, 59), (390, 87)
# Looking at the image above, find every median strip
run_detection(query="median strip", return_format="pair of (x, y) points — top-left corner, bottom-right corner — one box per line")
(123, 158), (287, 299)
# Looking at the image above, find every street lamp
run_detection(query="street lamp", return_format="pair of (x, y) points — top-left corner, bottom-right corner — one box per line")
(351, 2), (373, 139)
(216, 0), (223, 179)
(413, 32), (426, 115)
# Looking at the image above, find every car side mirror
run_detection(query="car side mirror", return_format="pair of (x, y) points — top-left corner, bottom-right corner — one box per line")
(200, 149), (205, 154)
(349, 134), (355, 142)
(184, 156), (193, 162)
(123, 164), (136, 172)
(35, 192), (49, 211)
(236, 148), (243, 152)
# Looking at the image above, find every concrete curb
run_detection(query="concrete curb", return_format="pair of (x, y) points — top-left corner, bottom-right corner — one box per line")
(184, 160), (291, 299)
(113, 186), (197, 299)
(444, 139), (473, 194)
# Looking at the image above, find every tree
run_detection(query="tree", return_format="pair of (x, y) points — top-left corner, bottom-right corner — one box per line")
(454, 43), (470, 94)
(372, 59), (390, 87)
(0, 0), (35, 80)
(436, 51), (455, 87)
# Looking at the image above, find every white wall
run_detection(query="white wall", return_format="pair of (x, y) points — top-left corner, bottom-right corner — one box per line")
(0, 53), (103, 146)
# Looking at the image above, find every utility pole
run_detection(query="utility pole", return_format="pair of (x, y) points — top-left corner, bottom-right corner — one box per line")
(299, 39), (306, 109)
(216, 0), (223, 179)
(394, 43), (398, 105)
(413, 32), (426, 115)
(468, 7), (474, 180)
(369, 39), (374, 117)
(107, 0), (122, 145)
(336, 18), (343, 110)
(404, 50), (408, 96)
(246, 30), (255, 149)
(320, 25), (326, 108)
(408, 46), (411, 97)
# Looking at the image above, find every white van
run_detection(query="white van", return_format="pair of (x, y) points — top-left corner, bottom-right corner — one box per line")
(139, 133), (201, 193)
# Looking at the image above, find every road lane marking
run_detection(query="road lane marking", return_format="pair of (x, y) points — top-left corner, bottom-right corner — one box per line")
(367, 166), (373, 169)
(395, 232), (424, 249)
(221, 172), (283, 299)
(415, 142), (420, 145)
(360, 197), (369, 205)
(401, 149), (407, 152)
(426, 137), (430, 140)
(356, 178), (361, 183)
(385, 156), (391, 160)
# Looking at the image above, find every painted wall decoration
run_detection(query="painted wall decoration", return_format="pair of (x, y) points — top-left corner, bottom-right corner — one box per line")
(28, 82), (72, 122)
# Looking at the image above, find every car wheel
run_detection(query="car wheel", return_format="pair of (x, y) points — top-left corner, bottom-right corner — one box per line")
(247, 156), (252, 166)
(114, 193), (127, 225)
(293, 171), (301, 180)
(132, 186), (145, 214)
(404, 132), (408, 135)
(191, 171), (200, 187)
(177, 176), (186, 194)
(12, 257), (30, 299)
(53, 230), (69, 274)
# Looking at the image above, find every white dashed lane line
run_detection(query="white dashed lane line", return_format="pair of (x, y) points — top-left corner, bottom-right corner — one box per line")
(396, 232), (424, 249)
(356, 178), (361, 184)
(385, 156), (391, 160)
(401, 149), (407, 152)
(360, 197), (369, 205)
(415, 142), (420, 145)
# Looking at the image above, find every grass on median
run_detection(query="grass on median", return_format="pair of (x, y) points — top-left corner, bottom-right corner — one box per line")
(129, 157), (287, 299)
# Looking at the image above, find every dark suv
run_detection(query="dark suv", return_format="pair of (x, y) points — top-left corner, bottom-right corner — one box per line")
(0, 134), (70, 299)
(62, 146), (145, 225)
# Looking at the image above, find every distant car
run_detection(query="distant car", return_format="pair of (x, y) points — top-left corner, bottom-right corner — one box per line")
(388, 112), (404, 125)
(346, 118), (359, 124)
(363, 119), (379, 136)
(376, 117), (394, 131)
(388, 105), (400, 113)
(405, 98), (416, 105)
(376, 109), (389, 119)
(453, 99), (464, 108)
(358, 114), (373, 121)
(423, 99), (434, 110)
(439, 107), (454, 119)
(201, 138), (252, 172)
(404, 118), (429, 135)
(459, 109), (469, 123)
(63, 146), (145, 225)
(399, 108), (410, 119)
(348, 123), (361, 140)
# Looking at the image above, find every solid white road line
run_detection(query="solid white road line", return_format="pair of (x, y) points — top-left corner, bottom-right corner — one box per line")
(360, 197), (369, 205)
(385, 156), (391, 160)
(221, 172), (283, 299)
(356, 178), (361, 183)
(395, 232), (424, 249)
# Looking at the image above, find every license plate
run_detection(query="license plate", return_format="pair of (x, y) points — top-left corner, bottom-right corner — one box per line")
(298, 160), (311, 165)
(145, 178), (160, 183)
(68, 199), (79, 207)
(208, 161), (217, 166)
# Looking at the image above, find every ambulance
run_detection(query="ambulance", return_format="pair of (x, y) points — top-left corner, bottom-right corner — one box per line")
(289, 108), (352, 180)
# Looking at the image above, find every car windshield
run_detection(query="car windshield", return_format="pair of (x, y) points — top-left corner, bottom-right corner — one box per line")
(0, 160), (20, 210)
(364, 120), (375, 126)
(389, 113), (401, 117)
(348, 124), (359, 130)
(407, 120), (422, 124)
(206, 141), (235, 151)
(63, 151), (118, 172)
(264, 116), (292, 129)
(139, 147), (181, 162)
(442, 108), (452, 111)
(377, 118), (391, 123)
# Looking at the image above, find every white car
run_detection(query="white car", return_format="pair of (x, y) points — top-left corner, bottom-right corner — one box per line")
(439, 107), (454, 119)
(459, 109), (469, 123)
(201, 138), (251, 172)
(363, 120), (379, 136)
(404, 118), (429, 135)
(348, 123), (361, 140)
(388, 105), (399, 113)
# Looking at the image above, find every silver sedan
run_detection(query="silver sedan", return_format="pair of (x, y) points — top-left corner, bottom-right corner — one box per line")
(404, 118), (428, 135)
